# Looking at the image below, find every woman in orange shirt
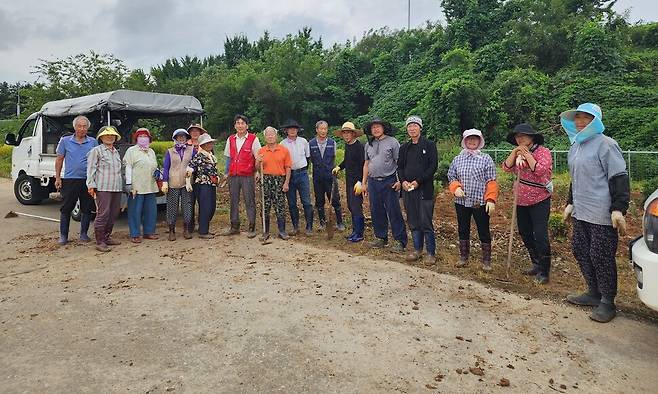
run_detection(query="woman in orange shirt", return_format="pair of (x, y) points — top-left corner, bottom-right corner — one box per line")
(256, 126), (292, 240)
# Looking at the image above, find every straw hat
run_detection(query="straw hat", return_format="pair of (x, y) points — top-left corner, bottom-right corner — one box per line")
(187, 124), (207, 135)
(96, 126), (121, 142)
(333, 121), (364, 138)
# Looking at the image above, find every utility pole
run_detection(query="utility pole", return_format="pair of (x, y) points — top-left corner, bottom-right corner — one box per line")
(408, 0), (411, 30)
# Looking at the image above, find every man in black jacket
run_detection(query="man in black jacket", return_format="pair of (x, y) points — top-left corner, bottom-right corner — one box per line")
(398, 116), (438, 263)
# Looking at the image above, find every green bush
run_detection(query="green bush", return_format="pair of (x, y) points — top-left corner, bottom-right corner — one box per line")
(0, 144), (12, 178)
(548, 212), (568, 241)
(641, 176), (658, 201)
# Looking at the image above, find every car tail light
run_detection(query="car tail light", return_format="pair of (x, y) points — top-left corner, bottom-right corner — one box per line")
(645, 198), (658, 254)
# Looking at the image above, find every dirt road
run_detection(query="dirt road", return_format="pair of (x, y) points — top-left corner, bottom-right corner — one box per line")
(1, 177), (656, 393)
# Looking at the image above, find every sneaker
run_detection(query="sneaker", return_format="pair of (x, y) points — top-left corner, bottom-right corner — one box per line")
(58, 236), (68, 246)
(336, 223), (346, 231)
(523, 265), (540, 276)
(79, 234), (91, 242)
(590, 301), (616, 323)
(424, 254), (437, 265)
(318, 221), (326, 230)
(96, 243), (111, 252)
(392, 241), (405, 253)
(278, 232), (289, 240)
(246, 230), (257, 238)
(369, 238), (387, 248)
(566, 292), (601, 307)
(259, 233), (270, 242)
(481, 262), (492, 272)
(305, 228), (313, 236)
(456, 259), (468, 268)
(405, 250), (422, 262)
(289, 228), (299, 236)
(198, 233), (215, 239)
(535, 274), (549, 285)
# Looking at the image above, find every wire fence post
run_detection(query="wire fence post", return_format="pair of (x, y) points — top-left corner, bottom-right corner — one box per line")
(627, 151), (632, 182)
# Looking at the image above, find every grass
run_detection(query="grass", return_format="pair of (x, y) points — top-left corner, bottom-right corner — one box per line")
(0, 144), (12, 178)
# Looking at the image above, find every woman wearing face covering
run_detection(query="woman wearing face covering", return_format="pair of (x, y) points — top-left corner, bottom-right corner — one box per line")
(124, 128), (160, 243)
(561, 103), (630, 323)
(162, 128), (195, 240)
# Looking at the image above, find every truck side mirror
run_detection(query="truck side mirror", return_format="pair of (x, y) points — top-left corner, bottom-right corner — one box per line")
(5, 133), (17, 146)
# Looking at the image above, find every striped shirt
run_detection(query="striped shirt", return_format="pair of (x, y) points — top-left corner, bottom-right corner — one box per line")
(86, 144), (123, 192)
(447, 151), (496, 207)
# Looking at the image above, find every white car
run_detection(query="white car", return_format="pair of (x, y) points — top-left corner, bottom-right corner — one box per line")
(630, 188), (658, 311)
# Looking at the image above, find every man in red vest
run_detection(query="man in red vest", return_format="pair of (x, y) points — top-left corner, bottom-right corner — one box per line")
(222, 114), (262, 237)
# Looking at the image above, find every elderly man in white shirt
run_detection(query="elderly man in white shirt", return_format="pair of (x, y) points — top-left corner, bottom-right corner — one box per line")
(279, 119), (314, 236)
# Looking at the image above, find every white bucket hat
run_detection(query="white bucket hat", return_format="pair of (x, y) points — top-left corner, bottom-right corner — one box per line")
(461, 128), (485, 150)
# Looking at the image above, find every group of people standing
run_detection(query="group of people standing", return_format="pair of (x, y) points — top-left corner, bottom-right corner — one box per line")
(54, 101), (629, 323)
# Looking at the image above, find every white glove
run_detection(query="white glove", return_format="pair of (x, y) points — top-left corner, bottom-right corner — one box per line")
(332, 166), (340, 175)
(485, 201), (495, 215)
(563, 204), (574, 222)
(454, 187), (466, 198)
(185, 177), (193, 193)
(353, 181), (363, 195)
(516, 155), (527, 168)
(611, 210), (627, 236)
(161, 181), (169, 194)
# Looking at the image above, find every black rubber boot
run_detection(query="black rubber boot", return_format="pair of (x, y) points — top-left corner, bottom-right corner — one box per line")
(590, 298), (616, 323)
(481, 242), (492, 271)
(567, 291), (601, 307)
(523, 248), (540, 275)
(535, 255), (550, 284)
(79, 213), (92, 242)
(59, 212), (70, 245)
(277, 217), (289, 240)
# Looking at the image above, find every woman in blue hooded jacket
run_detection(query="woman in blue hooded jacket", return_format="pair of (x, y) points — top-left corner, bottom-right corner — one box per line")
(561, 103), (629, 323)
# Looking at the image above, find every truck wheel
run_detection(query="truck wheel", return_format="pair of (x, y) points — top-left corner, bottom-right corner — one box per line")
(14, 174), (44, 205)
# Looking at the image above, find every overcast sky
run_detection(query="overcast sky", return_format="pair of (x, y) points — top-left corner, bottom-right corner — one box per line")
(1, 0), (655, 83)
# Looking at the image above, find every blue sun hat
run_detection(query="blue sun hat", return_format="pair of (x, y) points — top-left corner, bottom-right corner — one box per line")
(560, 103), (605, 145)
(172, 128), (190, 141)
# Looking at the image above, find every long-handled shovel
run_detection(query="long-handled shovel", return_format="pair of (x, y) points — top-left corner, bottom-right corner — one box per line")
(505, 170), (520, 280)
(326, 176), (336, 240)
(259, 162), (272, 245)
(5, 211), (59, 223)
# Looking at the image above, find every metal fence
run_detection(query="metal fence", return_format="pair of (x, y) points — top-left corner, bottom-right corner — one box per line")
(481, 149), (658, 183)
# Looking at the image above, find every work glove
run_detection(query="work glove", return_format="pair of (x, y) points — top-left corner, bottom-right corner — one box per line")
(562, 204), (574, 222)
(516, 155), (527, 168)
(353, 181), (363, 195)
(485, 201), (495, 215)
(332, 166), (340, 175)
(454, 187), (466, 198)
(611, 210), (627, 236)
(185, 177), (193, 193)
(88, 188), (96, 199)
(124, 184), (132, 194)
(161, 181), (169, 194)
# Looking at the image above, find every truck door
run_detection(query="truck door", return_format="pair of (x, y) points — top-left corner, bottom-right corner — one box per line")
(11, 116), (39, 179)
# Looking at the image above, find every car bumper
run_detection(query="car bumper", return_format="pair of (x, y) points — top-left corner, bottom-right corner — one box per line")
(630, 236), (658, 311)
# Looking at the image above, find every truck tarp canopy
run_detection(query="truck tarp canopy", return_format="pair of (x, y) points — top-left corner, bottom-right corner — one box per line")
(39, 90), (204, 117)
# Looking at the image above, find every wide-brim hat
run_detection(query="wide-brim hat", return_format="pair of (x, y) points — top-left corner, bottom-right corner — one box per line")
(281, 119), (303, 131)
(461, 128), (485, 150)
(364, 116), (393, 135)
(333, 121), (364, 138)
(187, 124), (207, 135)
(197, 133), (216, 146)
(97, 126), (121, 142)
(506, 123), (544, 146)
(132, 127), (152, 143)
(172, 128), (191, 141)
(560, 103), (603, 122)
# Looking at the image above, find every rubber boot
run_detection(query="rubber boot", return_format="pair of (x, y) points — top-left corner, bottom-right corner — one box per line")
(168, 224), (176, 241)
(277, 217), (289, 240)
(523, 248), (540, 276)
(79, 213), (91, 242)
(346, 215), (357, 240)
(335, 207), (345, 231)
(535, 255), (550, 284)
(456, 240), (470, 267)
(59, 212), (70, 245)
(590, 298), (616, 323)
(183, 223), (192, 239)
(481, 242), (492, 271)
(247, 223), (257, 238)
(567, 290), (601, 307)
(349, 216), (364, 242)
(304, 205), (314, 235)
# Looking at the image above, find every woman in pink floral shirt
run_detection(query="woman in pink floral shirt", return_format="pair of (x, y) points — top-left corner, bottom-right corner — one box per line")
(503, 123), (553, 284)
